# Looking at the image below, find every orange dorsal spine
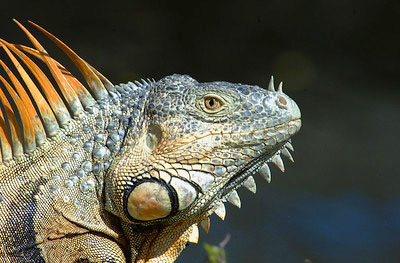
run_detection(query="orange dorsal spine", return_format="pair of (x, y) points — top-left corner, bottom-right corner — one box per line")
(0, 20), (113, 160)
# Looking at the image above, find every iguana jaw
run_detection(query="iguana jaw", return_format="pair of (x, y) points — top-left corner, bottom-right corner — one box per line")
(124, 118), (301, 261)
(220, 131), (300, 201)
(192, 118), (301, 222)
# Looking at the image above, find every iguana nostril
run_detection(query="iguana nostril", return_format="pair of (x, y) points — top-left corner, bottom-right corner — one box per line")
(276, 95), (289, 110)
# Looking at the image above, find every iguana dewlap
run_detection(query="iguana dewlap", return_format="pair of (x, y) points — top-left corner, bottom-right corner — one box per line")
(0, 20), (301, 262)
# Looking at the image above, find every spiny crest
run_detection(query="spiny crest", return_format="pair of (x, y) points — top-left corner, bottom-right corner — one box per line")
(194, 140), (296, 235)
(0, 20), (112, 162)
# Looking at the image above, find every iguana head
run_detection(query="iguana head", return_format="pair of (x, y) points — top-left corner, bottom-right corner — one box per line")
(105, 74), (301, 233)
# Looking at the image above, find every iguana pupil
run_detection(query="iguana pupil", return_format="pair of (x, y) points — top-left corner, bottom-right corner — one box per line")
(206, 97), (216, 108)
(204, 95), (223, 112)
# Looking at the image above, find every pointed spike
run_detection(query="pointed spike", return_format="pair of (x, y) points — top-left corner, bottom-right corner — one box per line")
(63, 73), (97, 109)
(0, 75), (36, 153)
(228, 190), (241, 208)
(272, 154), (285, 172)
(200, 217), (210, 234)
(285, 141), (294, 152)
(188, 224), (199, 244)
(89, 65), (114, 91)
(13, 44), (71, 129)
(13, 20), (84, 117)
(0, 39), (47, 145)
(16, 45), (95, 112)
(28, 20), (110, 100)
(141, 79), (149, 86)
(259, 163), (271, 183)
(268, 76), (275, 91)
(134, 80), (143, 87)
(214, 202), (226, 221)
(281, 148), (294, 162)
(6, 43), (60, 137)
(0, 88), (23, 156)
(49, 57), (97, 109)
(243, 176), (257, 193)
(0, 109), (12, 161)
(278, 81), (283, 93)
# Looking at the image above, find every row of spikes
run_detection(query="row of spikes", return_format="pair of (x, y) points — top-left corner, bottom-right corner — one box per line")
(0, 20), (113, 162)
(189, 141), (296, 243)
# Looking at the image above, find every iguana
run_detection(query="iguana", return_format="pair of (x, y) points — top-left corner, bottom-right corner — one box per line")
(0, 20), (301, 262)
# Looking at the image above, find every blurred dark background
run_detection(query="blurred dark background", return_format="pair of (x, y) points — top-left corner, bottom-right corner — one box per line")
(1, 1), (399, 262)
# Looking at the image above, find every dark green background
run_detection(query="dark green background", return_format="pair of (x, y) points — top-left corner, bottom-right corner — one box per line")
(1, 1), (399, 262)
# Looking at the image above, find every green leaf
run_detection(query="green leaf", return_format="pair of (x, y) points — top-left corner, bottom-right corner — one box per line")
(203, 242), (226, 263)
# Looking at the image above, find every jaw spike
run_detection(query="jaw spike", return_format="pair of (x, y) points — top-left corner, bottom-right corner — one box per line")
(227, 190), (241, 208)
(258, 163), (271, 183)
(278, 81), (283, 93)
(243, 176), (257, 193)
(214, 202), (226, 221)
(285, 142), (294, 152)
(272, 154), (285, 172)
(188, 224), (199, 244)
(281, 148), (294, 162)
(200, 217), (210, 234)
(268, 76), (275, 91)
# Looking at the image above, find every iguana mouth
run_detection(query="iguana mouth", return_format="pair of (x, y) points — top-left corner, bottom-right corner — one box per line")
(204, 118), (301, 222)
(221, 139), (294, 199)
(194, 138), (297, 234)
(223, 118), (300, 194)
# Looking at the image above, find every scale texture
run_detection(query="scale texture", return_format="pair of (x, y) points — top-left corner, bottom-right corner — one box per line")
(0, 21), (301, 262)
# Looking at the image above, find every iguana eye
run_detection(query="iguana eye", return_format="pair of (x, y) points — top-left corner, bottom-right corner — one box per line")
(203, 96), (223, 112)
